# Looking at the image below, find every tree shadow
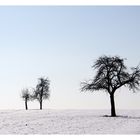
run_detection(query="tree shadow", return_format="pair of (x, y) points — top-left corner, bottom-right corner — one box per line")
(102, 115), (140, 119)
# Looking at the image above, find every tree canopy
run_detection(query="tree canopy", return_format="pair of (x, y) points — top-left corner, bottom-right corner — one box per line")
(21, 88), (30, 101)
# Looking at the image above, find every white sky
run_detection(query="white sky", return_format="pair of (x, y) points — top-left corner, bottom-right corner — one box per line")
(0, 5), (140, 110)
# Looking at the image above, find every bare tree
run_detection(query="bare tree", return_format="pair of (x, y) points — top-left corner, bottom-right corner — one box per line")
(81, 55), (140, 117)
(33, 77), (50, 110)
(21, 88), (30, 110)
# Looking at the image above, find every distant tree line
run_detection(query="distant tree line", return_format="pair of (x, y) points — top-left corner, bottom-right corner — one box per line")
(21, 77), (50, 110)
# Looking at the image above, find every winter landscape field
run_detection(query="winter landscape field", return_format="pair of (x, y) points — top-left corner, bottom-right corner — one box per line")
(0, 109), (140, 134)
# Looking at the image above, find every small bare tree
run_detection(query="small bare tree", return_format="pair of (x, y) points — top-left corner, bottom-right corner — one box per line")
(81, 55), (140, 117)
(33, 77), (50, 110)
(21, 88), (31, 110)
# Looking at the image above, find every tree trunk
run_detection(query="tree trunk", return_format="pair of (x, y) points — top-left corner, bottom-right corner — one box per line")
(40, 100), (42, 110)
(110, 94), (116, 117)
(25, 100), (28, 110)
(40, 88), (43, 110)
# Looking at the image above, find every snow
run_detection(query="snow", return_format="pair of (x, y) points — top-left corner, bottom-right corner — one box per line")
(0, 109), (140, 134)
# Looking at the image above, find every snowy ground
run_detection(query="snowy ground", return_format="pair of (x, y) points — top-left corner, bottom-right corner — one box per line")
(0, 109), (140, 134)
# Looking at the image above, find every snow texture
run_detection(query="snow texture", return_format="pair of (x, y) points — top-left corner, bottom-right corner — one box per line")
(0, 109), (140, 134)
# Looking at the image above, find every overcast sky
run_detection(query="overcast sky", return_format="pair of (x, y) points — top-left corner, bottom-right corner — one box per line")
(0, 6), (140, 110)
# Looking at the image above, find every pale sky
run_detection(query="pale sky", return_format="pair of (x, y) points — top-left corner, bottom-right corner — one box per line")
(0, 6), (140, 110)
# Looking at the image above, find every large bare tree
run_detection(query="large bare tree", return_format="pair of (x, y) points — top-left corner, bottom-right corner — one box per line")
(33, 77), (50, 110)
(81, 56), (140, 117)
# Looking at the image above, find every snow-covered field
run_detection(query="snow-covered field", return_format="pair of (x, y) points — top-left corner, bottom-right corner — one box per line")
(0, 109), (140, 134)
